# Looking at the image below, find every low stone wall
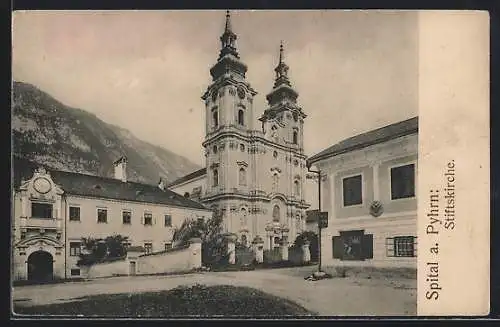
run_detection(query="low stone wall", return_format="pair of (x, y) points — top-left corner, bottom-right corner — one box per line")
(288, 247), (304, 265)
(81, 258), (128, 279)
(263, 248), (282, 264)
(136, 240), (201, 275)
(81, 238), (202, 279)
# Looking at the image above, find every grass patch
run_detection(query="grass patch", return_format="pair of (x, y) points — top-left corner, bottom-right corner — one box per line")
(14, 284), (316, 317)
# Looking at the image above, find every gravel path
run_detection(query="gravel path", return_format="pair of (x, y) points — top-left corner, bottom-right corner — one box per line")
(12, 267), (416, 316)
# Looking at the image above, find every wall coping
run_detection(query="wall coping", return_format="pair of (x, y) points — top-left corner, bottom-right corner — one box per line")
(138, 243), (190, 257)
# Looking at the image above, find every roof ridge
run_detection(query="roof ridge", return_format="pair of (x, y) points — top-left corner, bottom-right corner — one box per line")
(308, 116), (418, 164)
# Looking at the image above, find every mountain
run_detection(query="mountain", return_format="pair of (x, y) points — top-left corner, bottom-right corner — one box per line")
(11, 81), (200, 185)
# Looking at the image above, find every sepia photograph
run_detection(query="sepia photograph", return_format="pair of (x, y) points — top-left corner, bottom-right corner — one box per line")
(13, 9), (487, 318)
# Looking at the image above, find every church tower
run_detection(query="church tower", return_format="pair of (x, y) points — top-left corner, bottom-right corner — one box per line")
(201, 11), (257, 229)
(259, 42), (307, 152)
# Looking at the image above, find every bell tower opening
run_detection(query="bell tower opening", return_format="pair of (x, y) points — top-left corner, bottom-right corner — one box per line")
(259, 41), (307, 149)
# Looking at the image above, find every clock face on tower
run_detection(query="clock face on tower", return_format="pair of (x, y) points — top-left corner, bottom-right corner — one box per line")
(237, 86), (245, 99)
(33, 177), (51, 194)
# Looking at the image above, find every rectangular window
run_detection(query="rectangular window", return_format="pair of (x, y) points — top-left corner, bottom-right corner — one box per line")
(122, 210), (132, 224)
(97, 208), (107, 223)
(385, 236), (417, 257)
(31, 202), (53, 219)
(69, 206), (80, 221)
(386, 236), (417, 257)
(342, 175), (363, 206)
(165, 243), (172, 251)
(144, 242), (153, 254)
(164, 214), (172, 227)
(197, 217), (204, 224)
(144, 213), (153, 226)
(71, 269), (80, 276)
(390, 164), (416, 200)
(70, 242), (81, 256)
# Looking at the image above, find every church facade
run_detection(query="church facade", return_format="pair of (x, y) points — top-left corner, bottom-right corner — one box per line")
(168, 12), (310, 250)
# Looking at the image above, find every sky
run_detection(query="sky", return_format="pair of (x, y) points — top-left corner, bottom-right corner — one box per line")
(12, 10), (418, 167)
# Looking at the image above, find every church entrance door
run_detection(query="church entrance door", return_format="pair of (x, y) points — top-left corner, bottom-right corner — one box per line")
(27, 251), (53, 282)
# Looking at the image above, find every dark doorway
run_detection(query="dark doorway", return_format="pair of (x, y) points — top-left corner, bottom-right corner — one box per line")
(27, 251), (53, 282)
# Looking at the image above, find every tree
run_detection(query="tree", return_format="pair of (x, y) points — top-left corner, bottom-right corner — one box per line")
(172, 211), (227, 267)
(78, 234), (129, 266)
(291, 231), (319, 261)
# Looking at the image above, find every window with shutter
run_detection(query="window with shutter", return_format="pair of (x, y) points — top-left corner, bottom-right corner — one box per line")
(164, 215), (172, 227)
(144, 213), (153, 226)
(362, 234), (373, 259)
(339, 230), (364, 261)
(332, 236), (344, 259)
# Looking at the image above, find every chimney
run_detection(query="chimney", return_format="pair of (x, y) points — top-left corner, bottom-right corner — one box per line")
(113, 156), (128, 182)
(158, 178), (166, 191)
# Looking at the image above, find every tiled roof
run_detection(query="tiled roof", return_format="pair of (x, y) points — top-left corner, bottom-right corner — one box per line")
(12, 157), (209, 211)
(166, 167), (207, 187)
(307, 117), (418, 165)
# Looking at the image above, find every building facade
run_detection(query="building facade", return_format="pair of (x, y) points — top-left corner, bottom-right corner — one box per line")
(12, 157), (212, 282)
(168, 12), (310, 249)
(307, 117), (418, 268)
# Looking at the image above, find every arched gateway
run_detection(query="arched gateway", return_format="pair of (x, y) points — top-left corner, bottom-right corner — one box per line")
(27, 250), (53, 282)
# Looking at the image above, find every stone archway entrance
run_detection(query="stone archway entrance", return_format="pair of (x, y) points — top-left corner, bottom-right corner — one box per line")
(27, 251), (53, 282)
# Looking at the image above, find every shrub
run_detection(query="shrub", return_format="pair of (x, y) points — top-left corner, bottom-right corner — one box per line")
(172, 211), (227, 268)
(291, 231), (318, 261)
(77, 234), (128, 267)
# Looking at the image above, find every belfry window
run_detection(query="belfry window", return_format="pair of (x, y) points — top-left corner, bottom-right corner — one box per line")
(294, 180), (300, 197)
(293, 130), (298, 145)
(212, 110), (219, 128)
(213, 169), (219, 187)
(238, 109), (245, 126)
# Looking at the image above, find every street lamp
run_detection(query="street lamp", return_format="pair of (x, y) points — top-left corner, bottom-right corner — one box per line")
(306, 164), (322, 273)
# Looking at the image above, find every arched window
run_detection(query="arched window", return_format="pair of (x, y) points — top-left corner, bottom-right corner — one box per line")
(272, 173), (279, 192)
(293, 130), (298, 145)
(239, 167), (247, 186)
(272, 205), (280, 222)
(296, 214), (302, 231)
(294, 180), (300, 197)
(238, 109), (245, 126)
(240, 208), (247, 227)
(213, 169), (219, 187)
(241, 234), (247, 246)
(274, 236), (281, 248)
(212, 110), (218, 128)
